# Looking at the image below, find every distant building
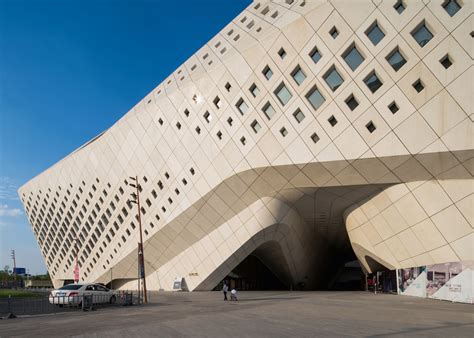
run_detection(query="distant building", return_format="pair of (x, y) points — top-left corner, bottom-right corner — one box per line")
(25, 279), (53, 289)
(19, 0), (473, 291)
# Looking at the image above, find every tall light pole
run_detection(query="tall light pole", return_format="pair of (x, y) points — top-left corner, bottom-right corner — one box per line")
(128, 176), (147, 304)
(11, 250), (16, 289)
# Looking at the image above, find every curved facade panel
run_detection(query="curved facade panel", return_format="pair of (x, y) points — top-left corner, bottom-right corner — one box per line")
(19, 0), (473, 290)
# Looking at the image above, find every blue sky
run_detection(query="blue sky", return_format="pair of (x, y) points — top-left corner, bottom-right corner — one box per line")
(0, 0), (250, 275)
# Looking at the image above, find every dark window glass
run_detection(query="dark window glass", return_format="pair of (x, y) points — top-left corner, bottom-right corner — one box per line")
(394, 0), (405, 14)
(364, 71), (383, 93)
(412, 22), (433, 47)
(342, 45), (365, 71)
(306, 86), (326, 110)
(386, 48), (407, 71)
(440, 54), (453, 69)
(310, 47), (322, 64)
(366, 22), (385, 46)
(323, 66), (344, 92)
(443, 0), (461, 17)
(345, 95), (359, 111)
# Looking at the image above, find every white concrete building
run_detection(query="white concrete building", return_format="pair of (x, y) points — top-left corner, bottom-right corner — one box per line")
(19, 0), (473, 291)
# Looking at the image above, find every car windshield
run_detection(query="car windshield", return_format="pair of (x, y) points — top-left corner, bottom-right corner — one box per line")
(58, 284), (83, 290)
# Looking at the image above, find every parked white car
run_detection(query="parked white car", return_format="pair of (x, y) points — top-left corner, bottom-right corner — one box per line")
(49, 283), (116, 306)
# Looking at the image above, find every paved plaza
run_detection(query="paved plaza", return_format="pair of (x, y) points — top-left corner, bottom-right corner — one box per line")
(0, 291), (472, 337)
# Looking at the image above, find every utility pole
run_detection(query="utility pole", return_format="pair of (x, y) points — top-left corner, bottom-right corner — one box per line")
(128, 176), (147, 304)
(11, 250), (16, 289)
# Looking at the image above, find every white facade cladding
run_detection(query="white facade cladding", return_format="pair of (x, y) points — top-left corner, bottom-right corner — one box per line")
(19, 0), (473, 291)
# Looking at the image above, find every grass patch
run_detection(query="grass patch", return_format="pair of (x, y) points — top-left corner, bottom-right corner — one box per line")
(0, 289), (43, 298)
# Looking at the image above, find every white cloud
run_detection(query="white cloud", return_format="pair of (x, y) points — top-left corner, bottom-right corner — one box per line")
(0, 177), (20, 201)
(0, 204), (22, 217)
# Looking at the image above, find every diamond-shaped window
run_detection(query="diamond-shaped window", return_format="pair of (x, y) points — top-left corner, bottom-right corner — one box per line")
(412, 22), (434, 47)
(323, 66), (344, 92)
(443, 0), (461, 17)
(366, 21), (385, 46)
(386, 47), (407, 72)
(342, 44), (365, 71)
(364, 71), (383, 93)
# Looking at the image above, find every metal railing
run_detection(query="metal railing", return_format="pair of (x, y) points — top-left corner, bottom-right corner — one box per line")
(0, 291), (137, 318)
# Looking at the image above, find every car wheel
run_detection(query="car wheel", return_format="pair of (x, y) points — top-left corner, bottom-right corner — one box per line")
(109, 295), (116, 304)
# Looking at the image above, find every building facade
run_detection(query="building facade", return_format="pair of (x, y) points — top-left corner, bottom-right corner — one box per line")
(19, 0), (473, 291)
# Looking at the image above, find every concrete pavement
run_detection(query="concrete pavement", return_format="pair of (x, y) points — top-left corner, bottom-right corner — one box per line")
(0, 291), (472, 337)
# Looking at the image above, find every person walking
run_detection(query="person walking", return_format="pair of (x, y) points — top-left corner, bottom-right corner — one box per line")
(222, 281), (229, 301)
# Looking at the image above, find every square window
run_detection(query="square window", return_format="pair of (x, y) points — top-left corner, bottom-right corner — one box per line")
(225, 82), (231, 92)
(291, 65), (306, 86)
(190, 167), (195, 175)
(311, 132), (320, 143)
(263, 65), (273, 80)
(345, 94), (359, 111)
(184, 108), (190, 117)
(364, 71), (383, 93)
(262, 102), (276, 120)
(274, 82), (293, 106)
(203, 111), (212, 123)
(366, 121), (376, 133)
(279, 127), (288, 137)
(251, 120), (261, 133)
(293, 109), (305, 123)
(249, 83), (260, 97)
(278, 47), (287, 59)
(388, 101), (399, 114)
(227, 117), (233, 126)
(443, 0), (461, 17)
(413, 79), (424, 92)
(440, 54), (453, 69)
(386, 47), (407, 72)
(394, 0), (405, 14)
(323, 66), (344, 92)
(330, 26), (339, 39)
(236, 98), (249, 115)
(217, 131), (223, 140)
(158, 118), (163, 125)
(342, 44), (365, 71)
(366, 21), (385, 46)
(309, 47), (322, 64)
(176, 122), (181, 130)
(411, 22), (434, 47)
(328, 115), (338, 127)
(271, 10), (279, 19)
(240, 136), (246, 145)
(306, 86), (326, 110)
(195, 126), (201, 134)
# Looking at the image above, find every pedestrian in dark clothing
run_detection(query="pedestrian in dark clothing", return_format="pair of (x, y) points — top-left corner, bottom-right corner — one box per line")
(223, 282), (229, 301)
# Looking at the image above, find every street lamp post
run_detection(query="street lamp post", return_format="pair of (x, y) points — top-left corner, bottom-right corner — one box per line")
(128, 176), (147, 304)
(11, 250), (16, 289)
